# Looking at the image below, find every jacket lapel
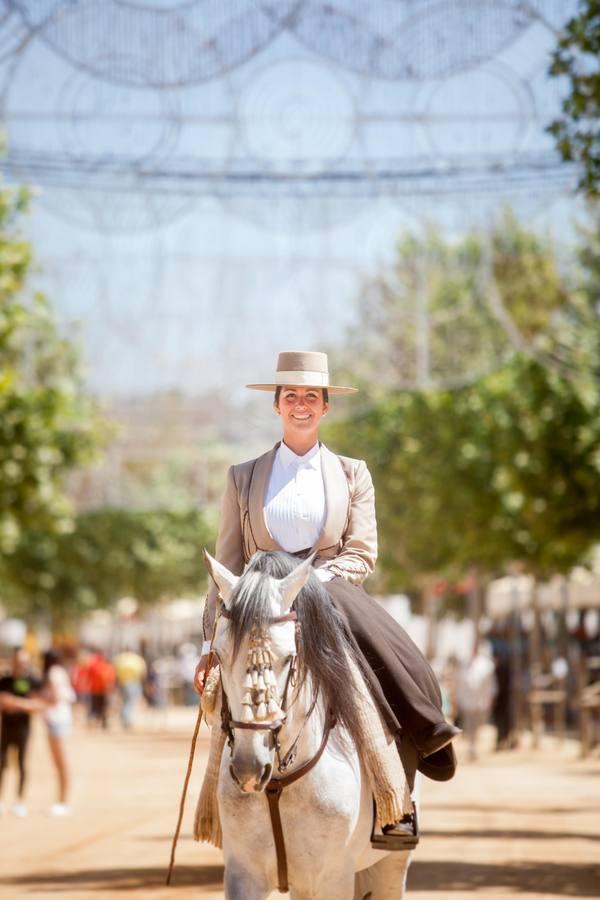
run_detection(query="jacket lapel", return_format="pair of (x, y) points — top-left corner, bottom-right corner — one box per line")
(248, 443), (280, 551)
(314, 443), (350, 552)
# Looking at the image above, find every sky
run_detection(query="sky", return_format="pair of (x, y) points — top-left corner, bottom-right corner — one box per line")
(0, 0), (587, 399)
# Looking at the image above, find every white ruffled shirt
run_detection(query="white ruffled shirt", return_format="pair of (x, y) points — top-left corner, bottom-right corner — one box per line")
(264, 442), (333, 582)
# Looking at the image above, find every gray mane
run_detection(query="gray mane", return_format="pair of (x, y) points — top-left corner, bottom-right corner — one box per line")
(226, 551), (367, 757)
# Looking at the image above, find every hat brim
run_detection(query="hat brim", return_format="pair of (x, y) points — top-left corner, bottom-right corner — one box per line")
(246, 383), (358, 395)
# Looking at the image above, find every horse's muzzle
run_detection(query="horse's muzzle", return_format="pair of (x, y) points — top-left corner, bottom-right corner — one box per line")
(229, 762), (273, 793)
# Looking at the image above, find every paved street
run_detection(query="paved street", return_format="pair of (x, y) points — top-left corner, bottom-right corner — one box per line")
(1, 709), (598, 899)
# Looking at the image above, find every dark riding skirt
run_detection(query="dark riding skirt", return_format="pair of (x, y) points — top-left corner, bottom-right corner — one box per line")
(325, 577), (456, 782)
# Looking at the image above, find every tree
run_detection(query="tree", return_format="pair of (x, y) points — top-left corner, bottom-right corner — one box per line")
(1, 508), (216, 627)
(333, 212), (573, 394)
(548, 0), (600, 197)
(324, 221), (600, 593)
(327, 356), (600, 593)
(0, 181), (105, 607)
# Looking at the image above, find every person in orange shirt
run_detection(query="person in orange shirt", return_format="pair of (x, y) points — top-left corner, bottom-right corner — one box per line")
(85, 649), (116, 730)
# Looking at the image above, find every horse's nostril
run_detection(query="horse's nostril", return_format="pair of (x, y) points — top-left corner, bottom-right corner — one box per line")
(259, 763), (272, 789)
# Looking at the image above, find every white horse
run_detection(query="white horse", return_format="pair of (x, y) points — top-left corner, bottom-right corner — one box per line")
(205, 549), (415, 900)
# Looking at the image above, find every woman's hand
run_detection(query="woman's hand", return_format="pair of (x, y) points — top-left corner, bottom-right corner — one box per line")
(193, 654), (210, 695)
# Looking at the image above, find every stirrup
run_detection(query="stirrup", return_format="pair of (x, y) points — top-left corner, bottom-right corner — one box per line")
(370, 801), (419, 851)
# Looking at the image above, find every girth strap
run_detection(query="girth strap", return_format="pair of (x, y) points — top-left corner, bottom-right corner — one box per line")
(264, 712), (335, 894)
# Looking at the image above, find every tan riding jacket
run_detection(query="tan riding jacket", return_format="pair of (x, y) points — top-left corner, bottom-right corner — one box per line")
(203, 442), (377, 636)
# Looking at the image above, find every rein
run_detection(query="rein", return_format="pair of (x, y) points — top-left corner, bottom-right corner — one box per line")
(219, 605), (335, 894)
(265, 710), (335, 894)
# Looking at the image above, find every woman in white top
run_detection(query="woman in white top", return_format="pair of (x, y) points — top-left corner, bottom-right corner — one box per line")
(43, 649), (75, 816)
(197, 352), (459, 791)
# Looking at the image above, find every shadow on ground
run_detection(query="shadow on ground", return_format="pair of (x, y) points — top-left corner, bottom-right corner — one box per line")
(0, 864), (223, 892)
(426, 804), (600, 815)
(3, 861), (599, 896)
(408, 861), (600, 895)
(424, 829), (600, 842)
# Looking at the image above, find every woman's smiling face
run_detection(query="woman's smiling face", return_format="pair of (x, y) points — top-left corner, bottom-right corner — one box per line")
(275, 385), (329, 445)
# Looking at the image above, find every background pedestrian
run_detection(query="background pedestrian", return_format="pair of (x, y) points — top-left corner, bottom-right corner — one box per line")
(42, 648), (76, 816)
(0, 649), (44, 817)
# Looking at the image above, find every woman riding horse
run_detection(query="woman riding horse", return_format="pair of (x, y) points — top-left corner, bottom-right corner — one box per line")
(196, 350), (460, 843)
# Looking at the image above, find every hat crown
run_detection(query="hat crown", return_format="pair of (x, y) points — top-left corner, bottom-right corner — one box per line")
(276, 351), (328, 375)
(245, 350), (357, 394)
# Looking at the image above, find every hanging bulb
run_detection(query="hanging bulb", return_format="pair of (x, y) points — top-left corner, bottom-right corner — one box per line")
(256, 702), (267, 720)
(242, 692), (253, 706)
(243, 672), (253, 689)
(241, 706), (254, 723)
(256, 674), (266, 691)
(251, 670), (258, 686)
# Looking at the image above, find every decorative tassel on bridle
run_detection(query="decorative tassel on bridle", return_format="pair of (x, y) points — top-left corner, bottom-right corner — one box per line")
(241, 625), (285, 723)
(200, 664), (221, 718)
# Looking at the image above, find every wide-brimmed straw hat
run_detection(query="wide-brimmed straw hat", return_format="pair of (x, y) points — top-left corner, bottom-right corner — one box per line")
(246, 351), (358, 395)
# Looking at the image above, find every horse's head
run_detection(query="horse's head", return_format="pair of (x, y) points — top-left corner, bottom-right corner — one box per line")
(204, 550), (314, 793)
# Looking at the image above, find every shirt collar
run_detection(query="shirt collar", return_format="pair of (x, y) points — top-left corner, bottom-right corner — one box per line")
(278, 441), (321, 471)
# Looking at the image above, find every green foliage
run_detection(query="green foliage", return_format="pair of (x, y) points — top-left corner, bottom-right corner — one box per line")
(0, 180), (106, 612)
(325, 220), (600, 591)
(335, 213), (573, 392)
(327, 357), (600, 590)
(548, 0), (600, 196)
(0, 294), (101, 548)
(490, 213), (570, 338)
(1, 508), (216, 626)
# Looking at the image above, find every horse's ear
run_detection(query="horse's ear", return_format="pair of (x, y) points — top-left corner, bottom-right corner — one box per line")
(203, 549), (239, 608)
(278, 553), (317, 612)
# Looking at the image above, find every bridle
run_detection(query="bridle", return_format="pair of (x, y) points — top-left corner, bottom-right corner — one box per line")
(218, 607), (323, 774)
(217, 604), (335, 893)
(218, 606), (301, 770)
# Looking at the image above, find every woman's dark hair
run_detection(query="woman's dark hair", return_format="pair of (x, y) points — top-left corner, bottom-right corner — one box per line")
(274, 386), (329, 405)
(43, 648), (62, 677)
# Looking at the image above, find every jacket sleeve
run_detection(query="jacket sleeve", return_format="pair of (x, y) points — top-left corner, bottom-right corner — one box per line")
(324, 460), (378, 585)
(202, 465), (245, 639)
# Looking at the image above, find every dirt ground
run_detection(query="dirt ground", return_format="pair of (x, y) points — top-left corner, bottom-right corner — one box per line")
(0, 707), (598, 899)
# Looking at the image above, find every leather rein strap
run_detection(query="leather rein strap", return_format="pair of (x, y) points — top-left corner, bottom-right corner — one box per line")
(265, 711), (335, 894)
